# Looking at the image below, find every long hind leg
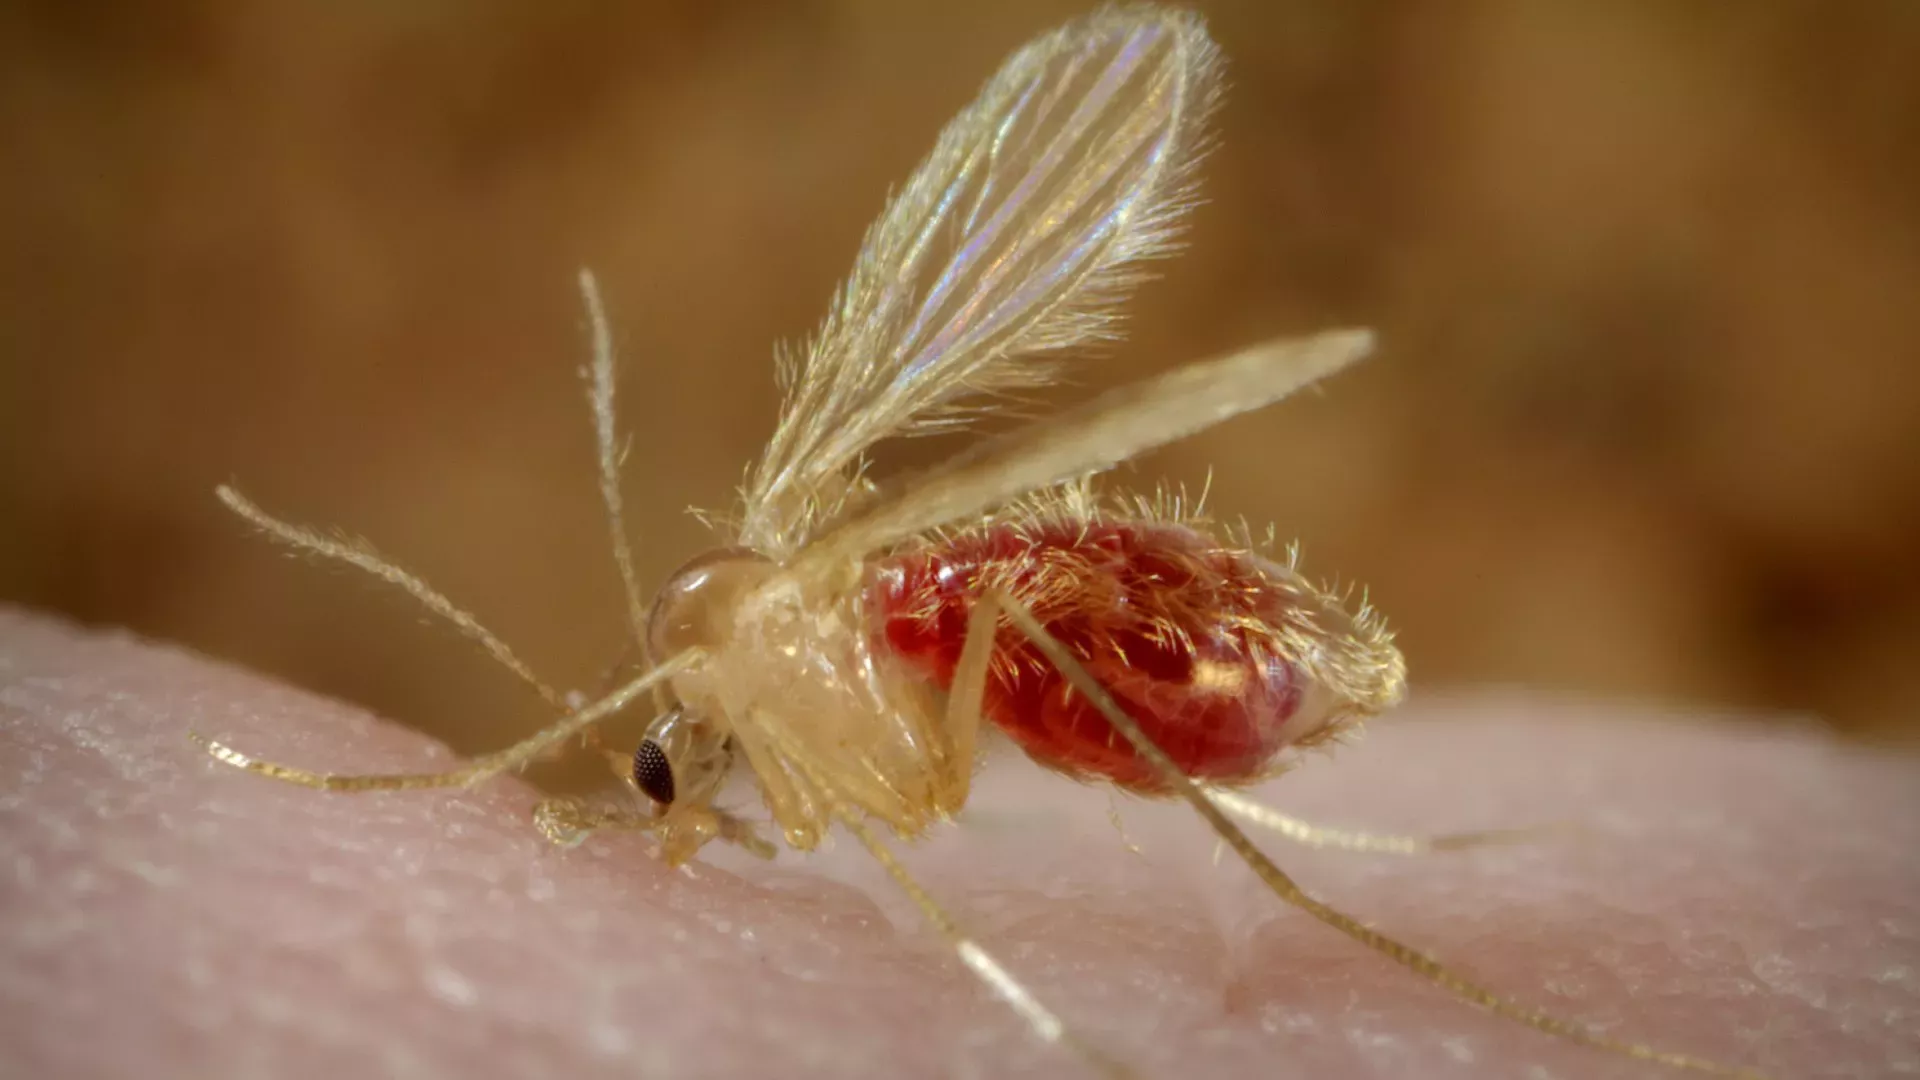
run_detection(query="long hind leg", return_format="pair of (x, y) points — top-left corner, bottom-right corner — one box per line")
(989, 589), (1762, 1079)
(1204, 787), (1576, 855)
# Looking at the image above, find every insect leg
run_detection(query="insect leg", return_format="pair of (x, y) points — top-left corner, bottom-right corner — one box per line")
(991, 589), (1763, 1079)
(834, 795), (1130, 1077)
(1205, 787), (1576, 855)
(192, 650), (699, 792)
(216, 484), (565, 710)
(932, 587), (1001, 812)
(749, 713), (1131, 1078)
(575, 268), (650, 652)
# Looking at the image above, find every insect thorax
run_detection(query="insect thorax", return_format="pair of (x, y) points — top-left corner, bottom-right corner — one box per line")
(655, 549), (962, 850)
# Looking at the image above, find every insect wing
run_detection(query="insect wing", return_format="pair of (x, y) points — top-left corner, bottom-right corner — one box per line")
(740, 7), (1223, 554)
(787, 328), (1374, 578)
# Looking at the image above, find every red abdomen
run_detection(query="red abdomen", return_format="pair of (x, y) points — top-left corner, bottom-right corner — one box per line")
(868, 518), (1311, 792)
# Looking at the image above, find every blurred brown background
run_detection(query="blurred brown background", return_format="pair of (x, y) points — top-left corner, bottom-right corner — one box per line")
(4, 1), (1918, 785)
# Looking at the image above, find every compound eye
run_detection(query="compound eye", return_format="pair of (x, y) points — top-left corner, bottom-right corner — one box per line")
(632, 739), (675, 805)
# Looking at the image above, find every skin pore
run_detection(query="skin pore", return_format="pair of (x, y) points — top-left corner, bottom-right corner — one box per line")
(4, 605), (1915, 1078)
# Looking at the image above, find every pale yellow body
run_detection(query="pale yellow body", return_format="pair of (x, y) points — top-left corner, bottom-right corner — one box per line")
(193, 7), (1761, 1074)
(648, 553), (968, 861)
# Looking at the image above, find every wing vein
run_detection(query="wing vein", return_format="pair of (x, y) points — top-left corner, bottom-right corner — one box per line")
(740, 9), (1223, 556)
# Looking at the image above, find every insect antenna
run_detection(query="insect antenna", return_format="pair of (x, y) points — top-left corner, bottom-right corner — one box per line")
(990, 590), (1766, 1079)
(206, 457), (710, 787)
(576, 268), (650, 651)
(192, 649), (698, 792)
(214, 484), (564, 710)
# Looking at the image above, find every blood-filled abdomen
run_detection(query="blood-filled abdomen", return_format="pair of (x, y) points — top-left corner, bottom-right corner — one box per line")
(868, 516), (1355, 793)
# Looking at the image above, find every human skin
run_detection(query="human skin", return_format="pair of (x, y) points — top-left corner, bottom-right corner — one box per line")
(1, 605), (1915, 1079)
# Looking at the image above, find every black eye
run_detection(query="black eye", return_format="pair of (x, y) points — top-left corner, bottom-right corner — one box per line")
(632, 739), (675, 804)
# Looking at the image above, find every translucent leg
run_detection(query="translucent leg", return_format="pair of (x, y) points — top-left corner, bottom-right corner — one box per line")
(991, 589), (1762, 1079)
(1205, 787), (1576, 855)
(751, 710), (1132, 1078)
(934, 587), (1001, 812)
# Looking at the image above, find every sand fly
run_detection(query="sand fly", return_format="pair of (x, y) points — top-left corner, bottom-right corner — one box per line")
(197, 6), (1760, 1077)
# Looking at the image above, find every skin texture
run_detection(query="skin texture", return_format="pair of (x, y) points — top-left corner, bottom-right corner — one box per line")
(2, 604), (1916, 1080)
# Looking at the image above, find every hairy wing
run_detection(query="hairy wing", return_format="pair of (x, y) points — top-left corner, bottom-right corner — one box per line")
(740, 7), (1222, 555)
(788, 329), (1376, 581)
